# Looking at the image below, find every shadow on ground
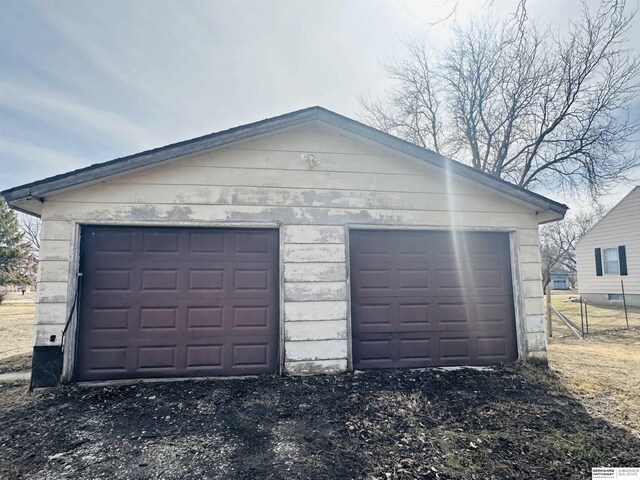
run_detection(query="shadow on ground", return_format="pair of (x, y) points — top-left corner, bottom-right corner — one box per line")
(0, 352), (31, 375)
(1, 363), (638, 479)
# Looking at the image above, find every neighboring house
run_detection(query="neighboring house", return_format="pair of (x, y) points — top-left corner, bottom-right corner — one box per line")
(1, 107), (567, 386)
(549, 269), (571, 290)
(576, 186), (639, 306)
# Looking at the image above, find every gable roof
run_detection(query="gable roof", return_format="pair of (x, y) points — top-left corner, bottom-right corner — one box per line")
(1, 106), (567, 217)
(576, 185), (640, 245)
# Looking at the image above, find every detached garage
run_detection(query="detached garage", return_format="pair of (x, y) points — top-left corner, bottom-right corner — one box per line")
(1, 107), (567, 385)
(76, 226), (279, 381)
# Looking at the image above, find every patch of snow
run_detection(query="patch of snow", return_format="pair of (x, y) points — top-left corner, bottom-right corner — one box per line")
(47, 452), (67, 461)
(434, 366), (494, 372)
(0, 371), (30, 383)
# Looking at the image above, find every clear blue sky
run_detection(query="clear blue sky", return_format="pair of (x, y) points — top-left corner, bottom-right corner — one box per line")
(1, 0), (638, 210)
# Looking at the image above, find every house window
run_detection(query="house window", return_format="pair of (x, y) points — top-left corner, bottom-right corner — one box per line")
(608, 293), (623, 301)
(552, 278), (566, 289)
(603, 248), (620, 274)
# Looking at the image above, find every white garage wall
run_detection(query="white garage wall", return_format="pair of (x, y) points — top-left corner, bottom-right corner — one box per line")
(33, 122), (547, 377)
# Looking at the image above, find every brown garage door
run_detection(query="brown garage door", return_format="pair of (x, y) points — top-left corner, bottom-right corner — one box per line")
(75, 226), (279, 381)
(350, 230), (517, 369)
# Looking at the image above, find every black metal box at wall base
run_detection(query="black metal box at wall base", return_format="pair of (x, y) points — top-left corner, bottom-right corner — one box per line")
(31, 346), (63, 387)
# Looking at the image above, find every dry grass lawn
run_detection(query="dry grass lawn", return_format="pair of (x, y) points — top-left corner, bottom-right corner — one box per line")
(549, 293), (640, 334)
(0, 294), (35, 373)
(548, 295), (640, 435)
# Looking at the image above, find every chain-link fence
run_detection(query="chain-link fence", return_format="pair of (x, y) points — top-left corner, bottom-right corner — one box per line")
(548, 293), (640, 338)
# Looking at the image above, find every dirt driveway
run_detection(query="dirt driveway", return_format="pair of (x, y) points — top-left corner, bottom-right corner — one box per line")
(1, 363), (639, 480)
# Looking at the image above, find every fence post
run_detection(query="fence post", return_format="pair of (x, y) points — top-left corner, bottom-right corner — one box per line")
(585, 301), (589, 335)
(546, 285), (552, 338)
(580, 298), (584, 337)
(621, 279), (629, 329)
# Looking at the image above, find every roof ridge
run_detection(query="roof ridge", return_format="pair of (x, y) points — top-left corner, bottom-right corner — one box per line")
(1, 106), (567, 217)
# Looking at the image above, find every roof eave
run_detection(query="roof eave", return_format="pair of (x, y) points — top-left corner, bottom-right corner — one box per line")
(1, 106), (320, 203)
(575, 185), (639, 245)
(1, 106), (568, 218)
(315, 108), (568, 217)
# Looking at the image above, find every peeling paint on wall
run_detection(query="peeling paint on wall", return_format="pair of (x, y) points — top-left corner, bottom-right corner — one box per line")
(120, 205), (195, 222)
(31, 125), (548, 377)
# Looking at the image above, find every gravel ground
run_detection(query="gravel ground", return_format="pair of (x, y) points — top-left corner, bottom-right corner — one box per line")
(1, 362), (638, 480)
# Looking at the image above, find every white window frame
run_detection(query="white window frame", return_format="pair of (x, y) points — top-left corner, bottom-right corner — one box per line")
(602, 247), (620, 275)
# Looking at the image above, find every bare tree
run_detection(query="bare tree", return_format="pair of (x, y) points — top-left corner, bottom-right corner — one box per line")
(19, 213), (41, 254)
(359, 0), (639, 199)
(360, 42), (448, 154)
(17, 214), (41, 288)
(539, 206), (605, 289)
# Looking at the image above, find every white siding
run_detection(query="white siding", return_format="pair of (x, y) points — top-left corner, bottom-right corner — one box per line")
(33, 122), (547, 374)
(576, 187), (640, 297)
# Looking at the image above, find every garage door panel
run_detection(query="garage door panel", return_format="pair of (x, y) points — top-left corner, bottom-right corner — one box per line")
(139, 307), (180, 330)
(187, 268), (225, 291)
(353, 332), (437, 369)
(435, 299), (513, 328)
(354, 330), (515, 369)
(477, 336), (508, 358)
(91, 268), (133, 292)
(84, 264), (278, 300)
(185, 344), (224, 370)
(140, 268), (180, 291)
(351, 302), (393, 330)
(397, 233), (431, 255)
(186, 305), (224, 330)
(351, 267), (432, 297)
(398, 268), (430, 291)
(85, 228), (278, 263)
(234, 231), (272, 253)
(353, 335), (394, 367)
(351, 230), (517, 369)
(185, 297), (276, 334)
(352, 268), (392, 289)
(353, 299), (431, 333)
(438, 336), (473, 363)
(397, 302), (431, 327)
(79, 322), (182, 341)
(353, 295), (514, 334)
(399, 337), (432, 363)
(433, 267), (512, 297)
(86, 347), (129, 373)
(350, 232), (393, 258)
(232, 266), (276, 293)
(86, 307), (131, 331)
(188, 230), (226, 253)
(137, 345), (179, 371)
(76, 226), (279, 381)
(231, 342), (270, 366)
(141, 230), (181, 253)
(92, 230), (134, 253)
(82, 308), (137, 332)
(78, 335), (278, 380)
(350, 230), (509, 262)
(351, 265), (511, 298)
(85, 300), (278, 334)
